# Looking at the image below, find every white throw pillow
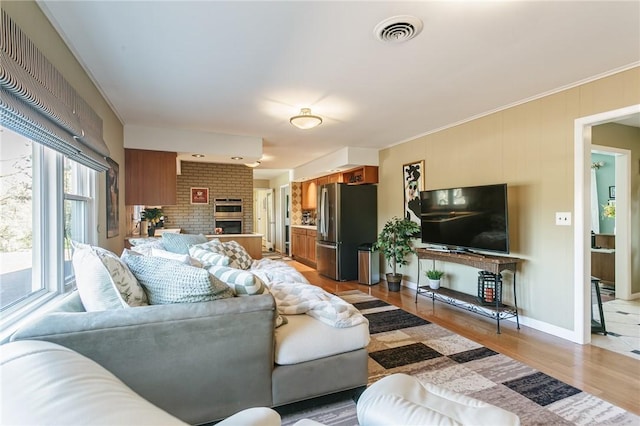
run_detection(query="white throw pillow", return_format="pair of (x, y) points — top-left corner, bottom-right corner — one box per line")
(151, 247), (202, 267)
(71, 243), (148, 311)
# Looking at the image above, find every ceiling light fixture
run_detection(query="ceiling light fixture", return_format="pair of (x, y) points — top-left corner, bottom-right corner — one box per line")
(231, 156), (243, 160)
(245, 161), (261, 168)
(290, 108), (323, 130)
(192, 154), (205, 158)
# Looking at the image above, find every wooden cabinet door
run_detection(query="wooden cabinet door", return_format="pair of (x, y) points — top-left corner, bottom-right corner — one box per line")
(292, 229), (307, 260)
(306, 230), (317, 263)
(301, 179), (317, 210)
(327, 173), (341, 184)
(125, 149), (177, 205)
(316, 176), (329, 186)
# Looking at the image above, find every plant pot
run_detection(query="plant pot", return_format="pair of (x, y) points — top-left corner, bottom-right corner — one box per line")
(428, 279), (441, 290)
(147, 226), (156, 237)
(386, 273), (402, 292)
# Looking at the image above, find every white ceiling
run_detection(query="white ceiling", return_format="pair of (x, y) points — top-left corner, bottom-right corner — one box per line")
(37, 1), (640, 180)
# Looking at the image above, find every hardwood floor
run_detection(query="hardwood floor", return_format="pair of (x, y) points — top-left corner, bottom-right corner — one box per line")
(290, 261), (640, 415)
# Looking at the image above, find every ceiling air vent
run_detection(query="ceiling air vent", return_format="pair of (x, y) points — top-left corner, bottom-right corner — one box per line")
(374, 15), (423, 43)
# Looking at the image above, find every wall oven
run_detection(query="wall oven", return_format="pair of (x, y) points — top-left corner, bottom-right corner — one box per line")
(214, 198), (243, 234)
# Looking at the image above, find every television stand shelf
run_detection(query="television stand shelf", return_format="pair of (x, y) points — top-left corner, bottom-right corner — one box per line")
(415, 249), (522, 333)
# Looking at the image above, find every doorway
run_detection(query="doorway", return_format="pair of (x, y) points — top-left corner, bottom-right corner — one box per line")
(280, 184), (290, 256)
(254, 188), (275, 251)
(574, 104), (639, 346)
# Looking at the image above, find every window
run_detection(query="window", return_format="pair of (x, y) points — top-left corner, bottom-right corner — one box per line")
(0, 126), (96, 315)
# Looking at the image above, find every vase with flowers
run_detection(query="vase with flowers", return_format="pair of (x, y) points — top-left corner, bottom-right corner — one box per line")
(603, 203), (615, 219)
(603, 202), (615, 234)
(141, 208), (163, 237)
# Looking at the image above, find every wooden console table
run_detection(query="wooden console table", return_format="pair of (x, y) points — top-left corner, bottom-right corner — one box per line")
(415, 249), (522, 333)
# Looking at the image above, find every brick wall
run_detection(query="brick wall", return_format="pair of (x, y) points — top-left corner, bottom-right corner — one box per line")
(161, 161), (254, 235)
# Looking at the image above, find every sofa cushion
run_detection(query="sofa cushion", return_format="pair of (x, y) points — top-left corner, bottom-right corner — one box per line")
(72, 243), (148, 311)
(208, 265), (267, 296)
(223, 240), (253, 270)
(274, 314), (370, 365)
(161, 233), (208, 254)
(189, 240), (230, 267)
(122, 253), (234, 304)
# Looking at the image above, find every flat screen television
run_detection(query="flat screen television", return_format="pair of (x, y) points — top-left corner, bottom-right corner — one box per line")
(419, 183), (509, 254)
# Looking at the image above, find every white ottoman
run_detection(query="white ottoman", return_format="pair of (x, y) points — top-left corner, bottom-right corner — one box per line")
(357, 373), (520, 426)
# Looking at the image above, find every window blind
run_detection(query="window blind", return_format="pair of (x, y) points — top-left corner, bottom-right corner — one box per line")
(0, 10), (110, 171)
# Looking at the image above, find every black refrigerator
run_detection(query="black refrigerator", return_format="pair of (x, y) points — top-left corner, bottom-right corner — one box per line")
(316, 183), (377, 281)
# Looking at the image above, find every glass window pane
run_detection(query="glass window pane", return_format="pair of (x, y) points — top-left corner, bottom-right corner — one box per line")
(64, 198), (87, 284)
(0, 128), (41, 310)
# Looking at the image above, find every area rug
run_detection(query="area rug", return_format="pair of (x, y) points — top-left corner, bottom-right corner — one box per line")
(262, 251), (283, 260)
(281, 290), (638, 426)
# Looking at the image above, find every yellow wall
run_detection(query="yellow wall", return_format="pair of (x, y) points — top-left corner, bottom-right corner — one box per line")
(3, 1), (126, 255)
(378, 68), (640, 331)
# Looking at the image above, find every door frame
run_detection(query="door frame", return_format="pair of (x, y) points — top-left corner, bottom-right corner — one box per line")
(279, 184), (290, 255)
(573, 104), (639, 344)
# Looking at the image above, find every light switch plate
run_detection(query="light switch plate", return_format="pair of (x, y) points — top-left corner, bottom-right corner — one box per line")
(555, 212), (572, 226)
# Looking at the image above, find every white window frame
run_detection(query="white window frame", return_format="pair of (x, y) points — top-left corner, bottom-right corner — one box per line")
(0, 136), (97, 339)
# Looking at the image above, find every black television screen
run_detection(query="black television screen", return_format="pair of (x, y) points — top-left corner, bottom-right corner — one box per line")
(419, 183), (509, 254)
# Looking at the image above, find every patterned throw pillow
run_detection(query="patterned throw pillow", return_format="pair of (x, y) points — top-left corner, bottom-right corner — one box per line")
(122, 253), (233, 304)
(188, 240), (230, 267)
(93, 248), (148, 307)
(223, 240), (253, 270)
(71, 242), (148, 311)
(208, 265), (267, 296)
(161, 233), (208, 254)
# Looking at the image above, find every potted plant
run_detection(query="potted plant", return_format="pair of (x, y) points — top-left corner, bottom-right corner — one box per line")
(141, 207), (163, 236)
(373, 217), (421, 292)
(425, 269), (444, 289)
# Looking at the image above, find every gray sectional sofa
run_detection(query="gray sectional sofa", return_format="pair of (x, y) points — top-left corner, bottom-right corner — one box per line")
(10, 286), (368, 425)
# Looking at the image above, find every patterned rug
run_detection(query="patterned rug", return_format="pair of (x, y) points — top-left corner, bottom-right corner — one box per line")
(281, 290), (638, 426)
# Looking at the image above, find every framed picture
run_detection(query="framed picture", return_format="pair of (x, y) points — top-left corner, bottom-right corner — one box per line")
(191, 187), (209, 204)
(403, 160), (424, 228)
(608, 185), (616, 199)
(106, 157), (119, 238)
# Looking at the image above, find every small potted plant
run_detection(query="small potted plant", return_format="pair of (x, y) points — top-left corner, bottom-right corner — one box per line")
(425, 269), (444, 289)
(141, 207), (163, 237)
(373, 217), (421, 292)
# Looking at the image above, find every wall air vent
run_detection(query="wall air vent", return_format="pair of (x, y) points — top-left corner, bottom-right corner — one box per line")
(374, 15), (423, 43)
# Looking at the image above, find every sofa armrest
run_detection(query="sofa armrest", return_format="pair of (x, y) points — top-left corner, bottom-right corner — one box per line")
(11, 294), (277, 425)
(1, 340), (188, 426)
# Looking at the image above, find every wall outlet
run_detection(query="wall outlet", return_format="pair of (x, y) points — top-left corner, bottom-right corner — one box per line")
(555, 212), (572, 226)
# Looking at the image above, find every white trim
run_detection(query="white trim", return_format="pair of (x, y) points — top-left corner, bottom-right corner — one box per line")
(574, 104), (640, 345)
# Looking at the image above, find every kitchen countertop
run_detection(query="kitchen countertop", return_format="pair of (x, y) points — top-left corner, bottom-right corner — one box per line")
(291, 225), (317, 230)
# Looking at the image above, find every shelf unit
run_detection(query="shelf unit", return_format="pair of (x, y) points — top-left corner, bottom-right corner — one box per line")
(341, 166), (378, 185)
(415, 249), (522, 333)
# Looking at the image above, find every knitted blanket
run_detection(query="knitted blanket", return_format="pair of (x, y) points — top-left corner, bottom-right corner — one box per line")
(268, 281), (368, 328)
